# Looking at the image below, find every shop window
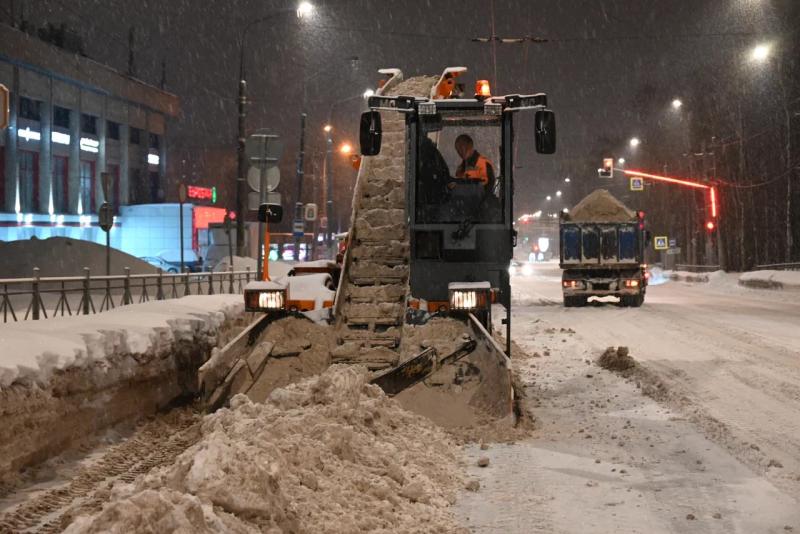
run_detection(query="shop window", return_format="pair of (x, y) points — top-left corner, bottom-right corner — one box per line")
(52, 156), (69, 213)
(19, 151), (40, 212)
(54, 106), (71, 129)
(80, 160), (96, 213)
(107, 121), (120, 140)
(81, 114), (97, 135)
(19, 97), (42, 121)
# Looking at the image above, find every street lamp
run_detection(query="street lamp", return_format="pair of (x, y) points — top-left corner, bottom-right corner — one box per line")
(339, 142), (353, 155)
(556, 190), (562, 197)
(564, 177), (571, 183)
(546, 195), (552, 201)
(323, 124), (332, 133)
(751, 43), (771, 62)
(296, 1), (314, 18)
(618, 157), (626, 165)
(671, 98), (683, 110)
(235, 2), (314, 255)
(629, 137), (641, 148)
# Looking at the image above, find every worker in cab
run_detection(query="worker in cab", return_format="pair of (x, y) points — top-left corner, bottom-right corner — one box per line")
(453, 134), (495, 189)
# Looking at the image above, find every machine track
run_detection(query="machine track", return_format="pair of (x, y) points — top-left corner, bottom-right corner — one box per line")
(333, 77), (436, 371)
(0, 408), (200, 533)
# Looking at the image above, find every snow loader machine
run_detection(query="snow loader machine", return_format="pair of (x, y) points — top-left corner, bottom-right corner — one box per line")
(201, 68), (556, 419)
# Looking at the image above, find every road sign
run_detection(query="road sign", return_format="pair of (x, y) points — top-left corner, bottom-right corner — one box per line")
(258, 203), (283, 224)
(666, 247), (682, 255)
(304, 203), (318, 222)
(654, 236), (668, 250)
(669, 238), (677, 248)
(178, 183), (187, 203)
(293, 219), (305, 238)
(245, 132), (283, 168)
(98, 202), (114, 232)
(248, 191), (281, 211)
(0, 84), (8, 130)
(630, 177), (644, 191)
(247, 166), (280, 193)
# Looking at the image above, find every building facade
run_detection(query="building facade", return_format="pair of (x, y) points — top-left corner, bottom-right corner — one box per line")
(0, 24), (179, 243)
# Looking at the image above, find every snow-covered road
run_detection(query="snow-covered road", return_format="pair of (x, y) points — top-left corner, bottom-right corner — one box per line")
(512, 263), (800, 495)
(457, 263), (800, 533)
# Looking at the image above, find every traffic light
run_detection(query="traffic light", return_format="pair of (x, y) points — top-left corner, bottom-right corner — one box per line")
(706, 221), (715, 232)
(598, 158), (614, 178)
(637, 210), (645, 230)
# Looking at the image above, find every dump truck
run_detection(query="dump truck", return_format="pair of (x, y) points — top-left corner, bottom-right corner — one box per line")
(559, 189), (647, 307)
(201, 68), (556, 418)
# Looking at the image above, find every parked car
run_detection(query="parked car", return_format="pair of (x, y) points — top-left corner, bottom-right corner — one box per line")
(139, 256), (179, 273)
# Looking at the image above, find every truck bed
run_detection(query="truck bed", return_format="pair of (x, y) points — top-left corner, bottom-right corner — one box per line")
(559, 221), (642, 267)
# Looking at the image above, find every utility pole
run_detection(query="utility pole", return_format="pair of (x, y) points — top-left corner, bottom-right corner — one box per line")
(293, 113), (307, 261)
(236, 59), (247, 256)
(324, 125), (333, 253)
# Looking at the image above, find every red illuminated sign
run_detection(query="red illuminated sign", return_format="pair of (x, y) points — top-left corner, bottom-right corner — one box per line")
(187, 185), (214, 201)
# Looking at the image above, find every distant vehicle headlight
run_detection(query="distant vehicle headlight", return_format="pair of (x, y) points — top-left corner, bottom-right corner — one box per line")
(522, 263), (534, 276)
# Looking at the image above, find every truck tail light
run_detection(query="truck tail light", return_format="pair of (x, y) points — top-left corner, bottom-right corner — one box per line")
(624, 279), (640, 288)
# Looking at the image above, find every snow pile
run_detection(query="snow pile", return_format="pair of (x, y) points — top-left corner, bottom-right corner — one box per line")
(287, 273), (336, 309)
(739, 270), (800, 291)
(0, 237), (156, 278)
(568, 189), (636, 223)
(212, 255), (257, 273)
(64, 366), (464, 534)
(0, 295), (243, 388)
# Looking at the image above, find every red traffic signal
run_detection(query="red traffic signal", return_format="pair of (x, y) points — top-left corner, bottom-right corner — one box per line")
(637, 210), (645, 230)
(706, 221), (715, 231)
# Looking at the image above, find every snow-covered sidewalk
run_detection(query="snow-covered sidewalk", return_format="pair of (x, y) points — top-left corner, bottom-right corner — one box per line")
(0, 295), (243, 388)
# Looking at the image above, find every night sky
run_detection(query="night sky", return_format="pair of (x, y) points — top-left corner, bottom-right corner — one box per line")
(15, 0), (785, 225)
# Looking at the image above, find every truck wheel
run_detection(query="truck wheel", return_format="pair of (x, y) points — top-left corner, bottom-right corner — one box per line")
(564, 296), (578, 307)
(631, 293), (644, 307)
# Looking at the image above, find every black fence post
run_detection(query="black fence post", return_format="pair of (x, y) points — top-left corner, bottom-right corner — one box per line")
(32, 267), (40, 320)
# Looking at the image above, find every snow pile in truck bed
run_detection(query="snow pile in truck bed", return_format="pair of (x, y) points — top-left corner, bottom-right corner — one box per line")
(64, 366), (464, 534)
(568, 189), (636, 223)
(0, 295), (243, 388)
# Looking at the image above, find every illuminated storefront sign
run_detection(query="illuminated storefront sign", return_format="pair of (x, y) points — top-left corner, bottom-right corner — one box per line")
(187, 185), (217, 203)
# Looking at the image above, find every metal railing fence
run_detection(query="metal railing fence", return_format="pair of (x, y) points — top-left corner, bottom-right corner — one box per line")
(1, 267), (253, 323)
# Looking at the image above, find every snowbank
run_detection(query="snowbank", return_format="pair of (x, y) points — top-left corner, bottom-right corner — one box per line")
(0, 295), (246, 485)
(64, 366), (464, 534)
(0, 295), (243, 388)
(0, 237), (156, 278)
(739, 270), (800, 290)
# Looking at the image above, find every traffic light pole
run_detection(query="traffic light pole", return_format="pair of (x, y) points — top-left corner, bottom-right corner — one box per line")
(324, 126), (333, 254)
(235, 71), (247, 256)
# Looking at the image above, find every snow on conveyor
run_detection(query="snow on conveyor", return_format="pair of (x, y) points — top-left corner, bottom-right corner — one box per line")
(0, 295), (243, 388)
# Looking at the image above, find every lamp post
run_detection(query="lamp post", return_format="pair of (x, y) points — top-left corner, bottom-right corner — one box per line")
(235, 3), (314, 256)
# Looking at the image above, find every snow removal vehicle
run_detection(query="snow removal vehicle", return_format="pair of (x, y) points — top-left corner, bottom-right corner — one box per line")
(559, 189), (648, 307)
(201, 68), (556, 418)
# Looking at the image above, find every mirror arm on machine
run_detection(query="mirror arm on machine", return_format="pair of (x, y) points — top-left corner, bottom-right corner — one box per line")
(359, 111), (383, 156)
(534, 109), (557, 154)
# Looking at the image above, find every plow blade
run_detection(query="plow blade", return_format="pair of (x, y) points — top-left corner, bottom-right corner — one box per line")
(373, 313), (515, 420)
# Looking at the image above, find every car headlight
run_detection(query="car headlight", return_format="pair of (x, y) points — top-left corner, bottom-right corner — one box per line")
(244, 282), (287, 312)
(521, 263), (533, 276)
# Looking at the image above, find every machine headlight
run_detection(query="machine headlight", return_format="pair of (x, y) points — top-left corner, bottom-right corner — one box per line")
(244, 282), (287, 312)
(448, 282), (491, 311)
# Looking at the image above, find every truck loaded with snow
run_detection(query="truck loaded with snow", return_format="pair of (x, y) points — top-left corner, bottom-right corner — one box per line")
(559, 189), (648, 307)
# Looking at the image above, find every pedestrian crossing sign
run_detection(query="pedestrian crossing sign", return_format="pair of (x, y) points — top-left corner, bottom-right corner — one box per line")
(654, 236), (668, 250)
(630, 177), (644, 191)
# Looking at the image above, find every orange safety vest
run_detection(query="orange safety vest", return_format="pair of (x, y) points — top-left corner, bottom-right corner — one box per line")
(456, 153), (493, 185)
